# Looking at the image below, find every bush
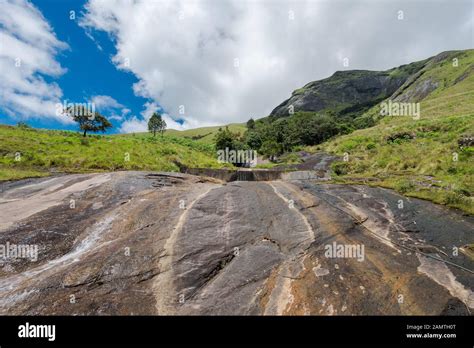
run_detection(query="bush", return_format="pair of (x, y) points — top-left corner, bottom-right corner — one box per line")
(17, 122), (31, 129)
(245, 131), (263, 150)
(157, 147), (177, 156)
(394, 179), (416, 193)
(447, 166), (457, 174)
(339, 140), (358, 151)
(279, 153), (302, 164)
(332, 161), (350, 176)
(366, 142), (376, 150)
(386, 132), (416, 143)
(443, 191), (465, 205)
(215, 127), (243, 152)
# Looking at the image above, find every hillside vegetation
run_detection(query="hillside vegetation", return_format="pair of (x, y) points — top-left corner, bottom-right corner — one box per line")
(0, 125), (224, 181)
(319, 49), (474, 213)
(1, 49), (472, 215)
(240, 55), (437, 158)
(163, 123), (246, 144)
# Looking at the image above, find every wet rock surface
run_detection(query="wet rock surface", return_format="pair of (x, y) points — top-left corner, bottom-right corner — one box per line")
(0, 170), (472, 315)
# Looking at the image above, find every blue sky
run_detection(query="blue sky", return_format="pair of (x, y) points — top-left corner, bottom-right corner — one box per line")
(0, 0), (159, 133)
(1, 0), (472, 134)
(33, 0), (148, 132)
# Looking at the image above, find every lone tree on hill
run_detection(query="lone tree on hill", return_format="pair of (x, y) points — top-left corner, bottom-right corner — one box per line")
(148, 112), (167, 137)
(63, 105), (112, 137)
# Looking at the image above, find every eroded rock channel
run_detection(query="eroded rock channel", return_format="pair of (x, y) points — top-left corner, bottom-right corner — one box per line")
(0, 170), (472, 315)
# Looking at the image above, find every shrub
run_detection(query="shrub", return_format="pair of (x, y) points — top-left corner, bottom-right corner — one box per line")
(366, 142), (376, 150)
(332, 161), (350, 176)
(394, 179), (416, 193)
(447, 166), (457, 174)
(17, 122), (31, 129)
(386, 132), (416, 143)
(443, 191), (465, 205)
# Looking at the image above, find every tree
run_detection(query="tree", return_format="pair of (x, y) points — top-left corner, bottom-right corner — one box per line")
(64, 105), (112, 137)
(159, 116), (167, 137)
(298, 115), (339, 145)
(148, 112), (167, 137)
(246, 118), (255, 130)
(215, 126), (240, 151)
(260, 140), (281, 161)
(17, 121), (31, 129)
(148, 113), (160, 137)
(148, 112), (166, 137)
(245, 131), (262, 149)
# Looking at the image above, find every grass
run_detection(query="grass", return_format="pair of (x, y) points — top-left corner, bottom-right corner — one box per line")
(162, 123), (246, 144)
(1, 48), (472, 217)
(0, 125), (227, 181)
(254, 163), (279, 169)
(0, 167), (50, 181)
(314, 49), (474, 214)
(292, 88), (307, 96)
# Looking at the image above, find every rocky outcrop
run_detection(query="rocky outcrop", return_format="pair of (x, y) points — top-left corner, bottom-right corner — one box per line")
(269, 50), (472, 119)
(270, 70), (414, 118)
(0, 170), (473, 315)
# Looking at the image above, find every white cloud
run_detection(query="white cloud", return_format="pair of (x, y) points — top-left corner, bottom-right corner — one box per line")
(108, 114), (124, 122)
(0, 0), (70, 122)
(91, 95), (124, 109)
(118, 116), (146, 133)
(119, 101), (197, 133)
(118, 101), (157, 133)
(140, 101), (160, 121)
(80, 0), (473, 128)
(90, 94), (132, 122)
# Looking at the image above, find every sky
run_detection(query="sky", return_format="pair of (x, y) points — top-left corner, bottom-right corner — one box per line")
(0, 0), (472, 133)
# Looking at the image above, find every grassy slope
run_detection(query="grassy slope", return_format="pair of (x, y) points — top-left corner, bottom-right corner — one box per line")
(163, 123), (246, 144)
(0, 126), (225, 181)
(318, 49), (474, 213)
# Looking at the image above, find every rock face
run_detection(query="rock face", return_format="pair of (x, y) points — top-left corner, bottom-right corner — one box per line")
(270, 70), (408, 118)
(0, 169), (473, 315)
(269, 50), (471, 119)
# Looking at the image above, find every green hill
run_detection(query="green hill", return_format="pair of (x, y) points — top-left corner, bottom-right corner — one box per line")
(319, 49), (474, 213)
(269, 58), (427, 123)
(244, 52), (459, 158)
(1, 48), (472, 216)
(163, 123), (246, 144)
(0, 125), (225, 181)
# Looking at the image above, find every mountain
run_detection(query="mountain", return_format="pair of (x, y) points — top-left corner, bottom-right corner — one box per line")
(268, 50), (473, 123)
(245, 48), (473, 213)
(319, 48), (474, 213)
(269, 58), (427, 119)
